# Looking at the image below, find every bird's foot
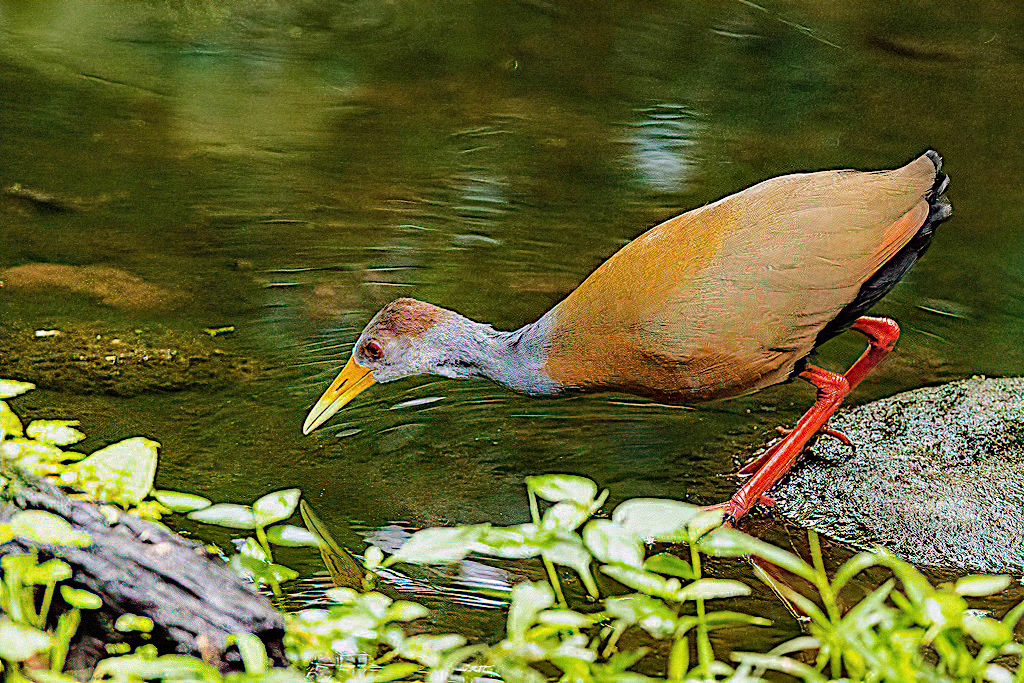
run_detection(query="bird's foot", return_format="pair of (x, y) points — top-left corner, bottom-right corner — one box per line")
(738, 423), (853, 477)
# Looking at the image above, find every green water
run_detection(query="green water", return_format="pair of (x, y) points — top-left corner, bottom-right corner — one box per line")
(2, 0), (1023, 654)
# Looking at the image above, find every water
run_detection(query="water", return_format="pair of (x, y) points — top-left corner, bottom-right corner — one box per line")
(2, 0), (1023, 656)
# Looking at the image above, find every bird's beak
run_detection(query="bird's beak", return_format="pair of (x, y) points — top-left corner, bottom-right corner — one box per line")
(302, 355), (376, 434)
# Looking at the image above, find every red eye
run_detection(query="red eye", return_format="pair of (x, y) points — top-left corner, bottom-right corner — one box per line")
(363, 340), (383, 361)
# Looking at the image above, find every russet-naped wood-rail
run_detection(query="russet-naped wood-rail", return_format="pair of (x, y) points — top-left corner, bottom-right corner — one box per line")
(304, 151), (952, 525)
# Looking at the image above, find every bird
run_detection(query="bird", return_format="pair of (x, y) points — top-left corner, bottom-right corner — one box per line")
(303, 151), (952, 526)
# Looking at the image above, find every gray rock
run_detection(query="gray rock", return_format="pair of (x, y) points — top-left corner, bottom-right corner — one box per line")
(772, 376), (1024, 573)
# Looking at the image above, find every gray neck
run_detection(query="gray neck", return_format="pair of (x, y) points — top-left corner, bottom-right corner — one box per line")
(427, 311), (562, 395)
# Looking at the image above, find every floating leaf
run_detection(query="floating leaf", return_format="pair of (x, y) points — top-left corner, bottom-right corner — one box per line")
(266, 524), (320, 547)
(0, 379), (36, 399)
(59, 585), (102, 610)
(525, 474), (598, 505)
(386, 525), (487, 566)
(0, 617), (53, 661)
(26, 420), (86, 446)
(153, 490), (212, 513)
(9, 511), (92, 547)
(188, 503), (257, 530)
(253, 488), (301, 526)
(67, 437), (159, 506)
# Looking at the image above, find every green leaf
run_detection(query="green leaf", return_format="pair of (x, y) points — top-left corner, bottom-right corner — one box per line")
(228, 633), (268, 674)
(954, 575), (1012, 597)
(0, 617), (53, 661)
(643, 553), (694, 579)
(67, 437), (159, 506)
(605, 594), (679, 638)
(153, 490), (212, 513)
(24, 558), (73, 585)
(525, 474), (598, 505)
(507, 581), (554, 640)
(93, 654), (221, 682)
(265, 524), (320, 547)
(541, 534), (598, 598)
(601, 564), (685, 602)
(1, 438), (69, 463)
(362, 662), (422, 682)
(114, 614), (154, 633)
(704, 610), (772, 628)
(59, 585), (102, 610)
(0, 379), (36, 399)
(611, 498), (702, 542)
(583, 519), (644, 568)
(698, 527), (818, 583)
(541, 501), (592, 530)
(9, 511), (92, 547)
(385, 601), (430, 622)
(25, 420), (85, 446)
(252, 488), (301, 527)
(1, 401), (25, 437)
(537, 609), (600, 628)
(963, 612), (1012, 646)
(188, 503), (257, 529)
(386, 525), (487, 566)
(677, 578), (750, 601)
(397, 634), (467, 668)
(473, 525), (545, 559)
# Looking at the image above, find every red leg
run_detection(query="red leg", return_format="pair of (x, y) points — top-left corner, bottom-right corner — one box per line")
(722, 366), (850, 526)
(736, 316), (899, 478)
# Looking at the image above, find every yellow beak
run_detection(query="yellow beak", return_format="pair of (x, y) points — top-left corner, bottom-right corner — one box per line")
(302, 355), (376, 434)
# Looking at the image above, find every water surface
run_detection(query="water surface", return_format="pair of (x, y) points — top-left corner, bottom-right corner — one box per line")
(2, 0), (1023, 656)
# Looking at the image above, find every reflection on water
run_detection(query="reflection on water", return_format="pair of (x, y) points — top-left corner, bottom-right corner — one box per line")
(3, 0), (1024, 656)
(626, 104), (701, 193)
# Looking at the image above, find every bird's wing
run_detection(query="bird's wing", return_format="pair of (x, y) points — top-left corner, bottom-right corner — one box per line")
(545, 153), (937, 399)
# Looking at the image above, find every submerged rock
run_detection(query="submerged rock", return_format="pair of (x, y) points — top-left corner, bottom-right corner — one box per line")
(772, 376), (1024, 574)
(1, 263), (182, 309)
(0, 326), (261, 396)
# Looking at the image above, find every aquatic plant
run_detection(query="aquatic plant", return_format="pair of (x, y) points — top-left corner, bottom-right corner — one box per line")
(3, 379), (1023, 682)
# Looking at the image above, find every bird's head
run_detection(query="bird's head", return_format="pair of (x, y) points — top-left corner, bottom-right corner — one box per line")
(302, 298), (459, 434)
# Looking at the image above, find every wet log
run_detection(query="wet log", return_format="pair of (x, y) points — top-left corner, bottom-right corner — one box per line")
(0, 471), (286, 672)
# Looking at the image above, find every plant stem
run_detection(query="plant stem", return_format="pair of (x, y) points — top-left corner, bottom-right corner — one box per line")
(688, 529), (713, 675)
(256, 525), (275, 564)
(807, 530), (842, 679)
(528, 490), (567, 608)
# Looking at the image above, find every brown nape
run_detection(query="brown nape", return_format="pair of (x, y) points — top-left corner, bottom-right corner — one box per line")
(372, 298), (449, 337)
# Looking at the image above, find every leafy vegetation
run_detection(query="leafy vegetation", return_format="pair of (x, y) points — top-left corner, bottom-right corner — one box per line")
(2, 379), (1024, 682)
